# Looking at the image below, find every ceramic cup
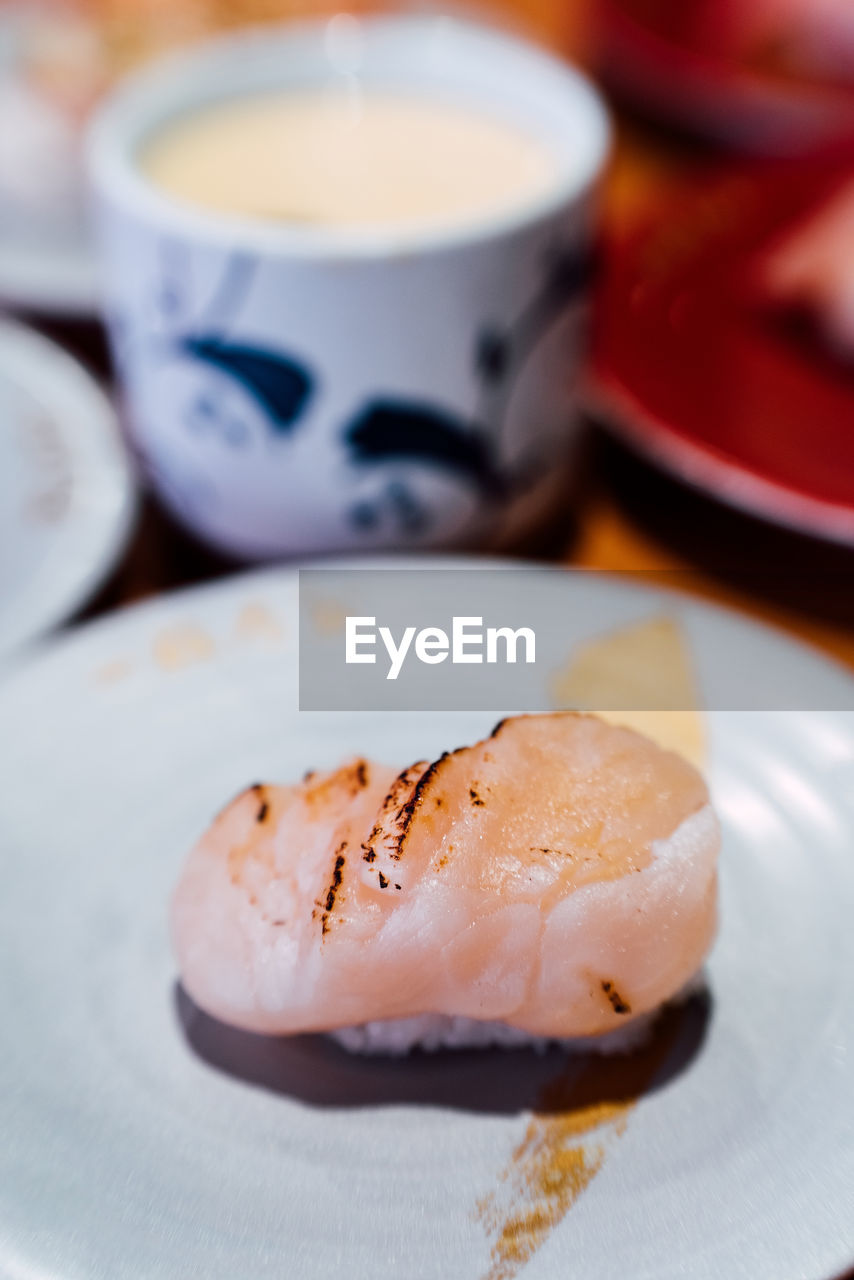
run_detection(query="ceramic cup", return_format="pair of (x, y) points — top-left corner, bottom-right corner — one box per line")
(87, 16), (610, 558)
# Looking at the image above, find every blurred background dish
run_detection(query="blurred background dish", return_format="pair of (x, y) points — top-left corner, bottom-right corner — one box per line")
(0, 318), (136, 657)
(0, 1), (100, 312)
(595, 0), (854, 153)
(588, 154), (854, 546)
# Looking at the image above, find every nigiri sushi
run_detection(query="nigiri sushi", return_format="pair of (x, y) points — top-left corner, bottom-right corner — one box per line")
(171, 713), (719, 1053)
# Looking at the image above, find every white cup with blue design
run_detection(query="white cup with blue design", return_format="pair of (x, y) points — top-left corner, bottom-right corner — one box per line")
(87, 16), (610, 559)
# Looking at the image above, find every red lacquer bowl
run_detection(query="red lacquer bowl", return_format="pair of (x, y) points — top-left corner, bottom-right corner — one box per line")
(590, 157), (854, 545)
(596, 0), (854, 153)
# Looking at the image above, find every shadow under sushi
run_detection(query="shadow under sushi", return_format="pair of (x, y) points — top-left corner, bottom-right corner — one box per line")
(174, 983), (712, 1117)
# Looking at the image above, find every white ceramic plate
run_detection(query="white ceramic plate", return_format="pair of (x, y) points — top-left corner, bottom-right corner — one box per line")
(1, 564), (853, 1280)
(0, 319), (136, 659)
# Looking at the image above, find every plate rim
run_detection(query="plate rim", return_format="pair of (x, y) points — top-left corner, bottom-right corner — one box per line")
(4, 552), (854, 699)
(586, 368), (854, 548)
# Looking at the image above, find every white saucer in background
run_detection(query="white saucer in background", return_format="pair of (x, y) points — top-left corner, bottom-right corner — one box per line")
(0, 318), (136, 658)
